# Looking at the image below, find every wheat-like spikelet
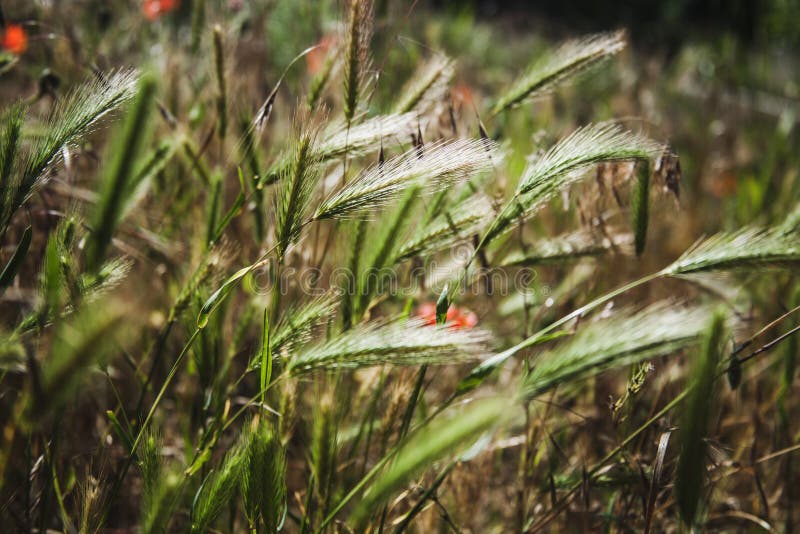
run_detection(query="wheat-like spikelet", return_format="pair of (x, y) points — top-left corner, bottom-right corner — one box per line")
(3, 69), (139, 231)
(343, 0), (373, 123)
(275, 117), (323, 259)
(191, 431), (251, 533)
(521, 302), (712, 399)
(500, 229), (633, 266)
(314, 138), (497, 220)
(262, 112), (415, 185)
(288, 318), (491, 373)
(675, 309), (727, 527)
(480, 123), (660, 249)
(393, 54), (455, 114)
(663, 224), (800, 275)
(258, 292), (338, 360)
(492, 31), (625, 115)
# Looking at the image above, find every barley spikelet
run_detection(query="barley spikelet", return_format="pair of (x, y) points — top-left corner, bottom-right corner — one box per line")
(343, 0), (373, 123)
(492, 31), (625, 115)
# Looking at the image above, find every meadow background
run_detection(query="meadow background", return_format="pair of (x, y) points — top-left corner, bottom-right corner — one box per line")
(1, 0), (799, 532)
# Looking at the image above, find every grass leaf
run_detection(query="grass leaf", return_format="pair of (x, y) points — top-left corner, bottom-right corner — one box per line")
(675, 309), (727, 526)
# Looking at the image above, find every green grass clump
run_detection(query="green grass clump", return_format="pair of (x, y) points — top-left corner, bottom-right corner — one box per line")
(1, 2), (799, 532)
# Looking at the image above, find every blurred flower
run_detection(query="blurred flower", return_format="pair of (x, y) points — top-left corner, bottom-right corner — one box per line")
(143, 0), (180, 21)
(1, 24), (28, 55)
(416, 302), (478, 329)
(451, 83), (474, 108)
(306, 34), (335, 75)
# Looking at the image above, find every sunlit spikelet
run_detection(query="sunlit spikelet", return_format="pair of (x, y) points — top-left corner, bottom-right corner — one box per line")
(3, 69), (139, 230)
(288, 318), (490, 373)
(314, 138), (497, 220)
(393, 54), (455, 114)
(275, 117), (323, 259)
(664, 224), (800, 276)
(492, 31), (625, 115)
(480, 123), (660, 248)
(521, 302), (712, 399)
(262, 112), (415, 185)
(319, 112), (416, 159)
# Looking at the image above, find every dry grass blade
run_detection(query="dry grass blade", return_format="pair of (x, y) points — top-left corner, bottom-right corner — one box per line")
(492, 31), (625, 115)
(675, 309), (727, 527)
(314, 138), (496, 220)
(287, 318), (490, 374)
(522, 302), (711, 399)
(479, 123), (660, 249)
(644, 431), (672, 534)
(500, 229), (633, 266)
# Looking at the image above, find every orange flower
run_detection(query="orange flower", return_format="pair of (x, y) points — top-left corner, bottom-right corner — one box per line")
(306, 34), (335, 75)
(143, 0), (180, 21)
(1, 24), (28, 55)
(451, 83), (474, 107)
(416, 302), (477, 329)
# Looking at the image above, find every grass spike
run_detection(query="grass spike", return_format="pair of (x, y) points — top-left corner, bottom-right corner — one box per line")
(492, 31), (625, 115)
(288, 318), (490, 374)
(314, 138), (496, 220)
(479, 123), (660, 250)
(343, 0), (373, 123)
(3, 69), (139, 232)
(522, 302), (712, 399)
(275, 116), (322, 260)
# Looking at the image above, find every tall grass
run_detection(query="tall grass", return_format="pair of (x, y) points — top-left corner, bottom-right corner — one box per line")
(0, 3), (797, 533)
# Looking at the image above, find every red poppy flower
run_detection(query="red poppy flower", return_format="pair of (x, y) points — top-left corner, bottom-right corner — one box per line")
(1, 24), (28, 55)
(143, 0), (180, 21)
(416, 302), (477, 329)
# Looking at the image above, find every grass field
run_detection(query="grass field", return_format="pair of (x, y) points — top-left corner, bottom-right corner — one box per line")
(1, 1), (800, 532)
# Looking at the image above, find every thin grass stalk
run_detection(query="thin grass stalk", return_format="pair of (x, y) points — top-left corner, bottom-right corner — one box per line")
(632, 160), (650, 256)
(213, 25), (227, 140)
